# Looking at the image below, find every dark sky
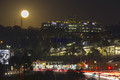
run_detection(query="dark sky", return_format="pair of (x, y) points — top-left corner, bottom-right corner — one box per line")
(0, 0), (120, 28)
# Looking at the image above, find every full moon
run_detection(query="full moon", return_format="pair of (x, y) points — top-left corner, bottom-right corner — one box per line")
(21, 10), (29, 18)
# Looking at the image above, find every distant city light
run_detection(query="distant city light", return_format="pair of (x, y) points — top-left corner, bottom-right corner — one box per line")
(52, 22), (57, 25)
(92, 22), (95, 25)
(73, 42), (75, 44)
(83, 22), (88, 25)
(61, 24), (63, 26)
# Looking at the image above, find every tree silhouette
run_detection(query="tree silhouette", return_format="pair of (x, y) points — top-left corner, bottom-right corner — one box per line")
(87, 47), (102, 62)
(0, 62), (4, 80)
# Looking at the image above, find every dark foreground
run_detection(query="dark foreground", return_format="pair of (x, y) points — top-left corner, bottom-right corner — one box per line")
(1, 70), (91, 80)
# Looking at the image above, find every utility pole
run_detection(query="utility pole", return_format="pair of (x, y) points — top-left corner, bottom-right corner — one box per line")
(21, 17), (23, 27)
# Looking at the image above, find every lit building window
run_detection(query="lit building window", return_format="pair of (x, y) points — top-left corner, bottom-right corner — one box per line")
(52, 22), (57, 26)
(91, 30), (94, 32)
(83, 22), (88, 25)
(83, 30), (85, 32)
(92, 22), (95, 25)
(71, 28), (76, 29)
(82, 28), (85, 29)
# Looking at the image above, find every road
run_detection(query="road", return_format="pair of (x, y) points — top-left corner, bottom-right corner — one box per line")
(4, 70), (120, 80)
(84, 71), (120, 80)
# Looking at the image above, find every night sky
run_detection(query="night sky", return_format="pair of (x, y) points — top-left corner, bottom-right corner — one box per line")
(0, 0), (120, 28)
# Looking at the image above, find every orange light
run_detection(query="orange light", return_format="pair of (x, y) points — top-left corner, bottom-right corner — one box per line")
(83, 63), (86, 67)
(0, 41), (3, 43)
(83, 63), (87, 67)
(79, 64), (81, 66)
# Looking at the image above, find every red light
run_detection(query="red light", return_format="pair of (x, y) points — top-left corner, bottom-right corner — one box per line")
(83, 63), (87, 67)
(83, 64), (86, 67)
(49, 69), (53, 71)
(95, 67), (98, 70)
(107, 66), (112, 70)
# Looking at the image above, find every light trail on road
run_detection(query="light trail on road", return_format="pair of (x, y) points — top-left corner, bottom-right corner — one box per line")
(84, 71), (120, 80)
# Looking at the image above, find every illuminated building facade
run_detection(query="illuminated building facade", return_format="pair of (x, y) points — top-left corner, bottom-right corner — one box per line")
(41, 20), (104, 33)
(41, 20), (105, 56)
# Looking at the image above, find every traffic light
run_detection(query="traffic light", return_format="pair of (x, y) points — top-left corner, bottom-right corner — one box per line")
(83, 62), (87, 67)
(107, 66), (112, 70)
(95, 66), (98, 70)
(83, 63), (86, 67)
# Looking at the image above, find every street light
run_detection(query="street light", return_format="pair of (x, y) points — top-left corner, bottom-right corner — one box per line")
(20, 10), (29, 27)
